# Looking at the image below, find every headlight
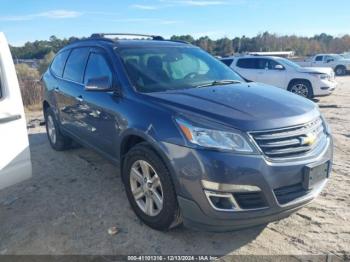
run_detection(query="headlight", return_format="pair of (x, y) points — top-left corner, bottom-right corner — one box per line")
(176, 118), (254, 153)
(318, 74), (328, 80)
(320, 115), (331, 135)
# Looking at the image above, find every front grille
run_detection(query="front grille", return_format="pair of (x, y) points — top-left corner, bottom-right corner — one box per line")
(250, 117), (327, 159)
(274, 183), (308, 205)
(233, 191), (268, 209)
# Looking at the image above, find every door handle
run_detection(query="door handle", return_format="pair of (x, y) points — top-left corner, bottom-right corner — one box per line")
(0, 114), (21, 124)
(76, 95), (84, 102)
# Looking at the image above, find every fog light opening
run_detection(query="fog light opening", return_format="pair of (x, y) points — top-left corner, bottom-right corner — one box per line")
(204, 190), (240, 211)
(209, 195), (234, 210)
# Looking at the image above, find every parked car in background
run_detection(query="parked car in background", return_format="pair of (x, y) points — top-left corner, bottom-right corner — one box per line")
(341, 52), (350, 59)
(0, 32), (32, 190)
(42, 34), (333, 231)
(222, 55), (336, 99)
(294, 54), (350, 76)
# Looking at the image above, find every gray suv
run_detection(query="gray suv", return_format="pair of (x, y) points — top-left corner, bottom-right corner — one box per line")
(42, 33), (333, 231)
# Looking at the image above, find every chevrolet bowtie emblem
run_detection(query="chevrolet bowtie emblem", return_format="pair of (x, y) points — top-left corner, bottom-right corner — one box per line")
(300, 133), (316, 146)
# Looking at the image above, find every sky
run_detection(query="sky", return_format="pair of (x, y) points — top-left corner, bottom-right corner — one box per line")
(0, 0), (349, 46)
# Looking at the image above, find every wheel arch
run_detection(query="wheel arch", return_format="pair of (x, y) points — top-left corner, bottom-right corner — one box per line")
(287, 78), (312, 91)
(335, 64), (346, 75)
(119, 130), (181, 192)
(43, 100), (50, 114)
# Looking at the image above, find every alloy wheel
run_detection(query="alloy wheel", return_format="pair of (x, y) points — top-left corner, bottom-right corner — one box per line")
(336, 67), (344, 76)
(290, 84), (309, 97)
(47, 115), (57, 144)
(129, 160), (164, 216)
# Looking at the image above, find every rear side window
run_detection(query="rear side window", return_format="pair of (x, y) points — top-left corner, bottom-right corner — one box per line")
(315, 56), (323, 61)
(63, 48), (90, 83)
(236, 58), (259, 69)
(221, 59), (234, 66)
(84, 53), (112, 85)
(50, 50), (70, 77)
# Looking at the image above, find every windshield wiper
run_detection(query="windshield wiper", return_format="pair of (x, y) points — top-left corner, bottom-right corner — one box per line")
(196, 79), (242, 88)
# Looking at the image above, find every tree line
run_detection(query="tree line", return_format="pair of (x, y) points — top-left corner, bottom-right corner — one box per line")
(11, 32), (350, 60)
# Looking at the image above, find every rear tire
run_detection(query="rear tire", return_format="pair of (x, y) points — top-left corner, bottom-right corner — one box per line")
(288, 80), (313, 99)
(335, 65), (346, 76)
(123, 142), (182, 231)
(44, 107), (72, 151)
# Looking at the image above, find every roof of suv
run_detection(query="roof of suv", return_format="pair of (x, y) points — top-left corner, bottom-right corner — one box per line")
(221, 55), (284, 60)
(60, 34), (191, 52)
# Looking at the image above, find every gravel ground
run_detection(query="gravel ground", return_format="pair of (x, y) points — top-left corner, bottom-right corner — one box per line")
(0, 77), (349, 258)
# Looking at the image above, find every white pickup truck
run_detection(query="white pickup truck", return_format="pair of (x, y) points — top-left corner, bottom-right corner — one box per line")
(0, 32), (32, 190)
(295, 54), (350, 76)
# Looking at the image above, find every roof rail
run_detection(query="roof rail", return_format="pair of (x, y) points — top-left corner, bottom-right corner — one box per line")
(90, 33), (165, 41)
(169, 39), (191, 45)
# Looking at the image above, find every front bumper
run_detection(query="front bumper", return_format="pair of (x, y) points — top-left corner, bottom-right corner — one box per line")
(160, 136), (333, 231)
(313, 79), (337, 96)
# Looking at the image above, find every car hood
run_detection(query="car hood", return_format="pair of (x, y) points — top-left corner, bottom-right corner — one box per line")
(339, 58), (350, 64)
(298, 67), (333, 75)
(146, 82), (319, 131)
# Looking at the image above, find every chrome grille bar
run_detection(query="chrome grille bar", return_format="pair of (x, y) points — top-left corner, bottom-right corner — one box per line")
(250, 117), (327, 159)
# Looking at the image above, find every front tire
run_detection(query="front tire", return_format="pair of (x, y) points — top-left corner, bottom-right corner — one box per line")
(123, 143), (181, 230)
(44, 107), (72, 151)
(288, 80), (313, 99)
(335, 65), (346, 76)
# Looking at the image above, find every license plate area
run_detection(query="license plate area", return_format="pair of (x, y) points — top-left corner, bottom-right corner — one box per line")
(303, 161), (330, 190)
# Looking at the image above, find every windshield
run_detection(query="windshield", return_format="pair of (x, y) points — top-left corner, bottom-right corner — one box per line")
(117, 46), (244, 93)
(331, 54), (343, 60)
(276, 57), (301, 69)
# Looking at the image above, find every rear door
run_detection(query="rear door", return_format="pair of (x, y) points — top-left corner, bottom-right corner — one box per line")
(312, 55), (324, 67)
(55, 47), (90, 136)
(234, 58), (262, 82)
(0, 32), (32, 190)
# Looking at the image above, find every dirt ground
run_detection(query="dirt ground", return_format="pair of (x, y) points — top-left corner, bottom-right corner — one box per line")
(0, 77), (349, 258)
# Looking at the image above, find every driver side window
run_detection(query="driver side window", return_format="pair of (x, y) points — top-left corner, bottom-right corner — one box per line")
(84, 53), (112, 86)
(267, 59), (283, 70)
(324, 56), (334, 63)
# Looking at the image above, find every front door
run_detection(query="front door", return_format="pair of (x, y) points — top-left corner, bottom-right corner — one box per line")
(79, 50), (120, 159)
(257, 58), (287, 89)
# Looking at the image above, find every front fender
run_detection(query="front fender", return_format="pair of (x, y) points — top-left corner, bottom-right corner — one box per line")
(118, 127), (182, 194)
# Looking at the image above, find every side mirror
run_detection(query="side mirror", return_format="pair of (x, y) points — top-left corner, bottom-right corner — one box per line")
(85, 76), (113, 92)
(274, 64), (285, 70)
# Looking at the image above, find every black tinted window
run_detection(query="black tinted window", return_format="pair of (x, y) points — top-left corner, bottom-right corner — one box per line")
(50, 50), (70, 77)
(221, 59), (234, 66)
(63, 48), (90, 83)
(236, 58), (259, 69)
(256, 58), (269, 69)
(315, 56), (323, 61)
(84, 53), (112, 85)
